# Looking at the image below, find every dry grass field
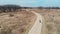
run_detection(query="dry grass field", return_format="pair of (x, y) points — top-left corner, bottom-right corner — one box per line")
(0, 8), (60, 34)
(0, 10), (37, 34)
(34, 9), (60, 34)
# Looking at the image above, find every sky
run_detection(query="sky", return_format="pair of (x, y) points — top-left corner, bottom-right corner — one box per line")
(0, 0), (60, 7)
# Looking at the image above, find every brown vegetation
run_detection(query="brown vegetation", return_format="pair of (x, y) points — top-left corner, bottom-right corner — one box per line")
(0, 5), (60, 34)
(0, 10), (37, 34)
(34, 9), (60, 34)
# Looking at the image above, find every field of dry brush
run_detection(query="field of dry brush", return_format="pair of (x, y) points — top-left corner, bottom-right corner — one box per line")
(34, 9), (60, 34)
(0, 8), (60, 34)
(0, 10), (37, 34)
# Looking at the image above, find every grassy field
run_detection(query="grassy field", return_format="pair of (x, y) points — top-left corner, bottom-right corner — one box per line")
(0, 10), (37, 34)
(0, 8), (60, 34)
(34, 9), (60, 34)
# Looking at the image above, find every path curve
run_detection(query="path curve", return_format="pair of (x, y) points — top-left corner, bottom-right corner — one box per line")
(28, 11), (43, 34)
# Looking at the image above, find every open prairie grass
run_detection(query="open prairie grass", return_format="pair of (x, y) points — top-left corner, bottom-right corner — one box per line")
(0, 10), (37, 34)
(0, 8), (60, 34)
(34, 9), (60, 34)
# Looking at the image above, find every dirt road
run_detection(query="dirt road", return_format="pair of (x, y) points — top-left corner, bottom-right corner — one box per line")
(28, 11), (42, 34)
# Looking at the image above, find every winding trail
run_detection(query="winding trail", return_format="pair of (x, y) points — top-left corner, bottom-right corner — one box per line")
(28, 11), (43, 34)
